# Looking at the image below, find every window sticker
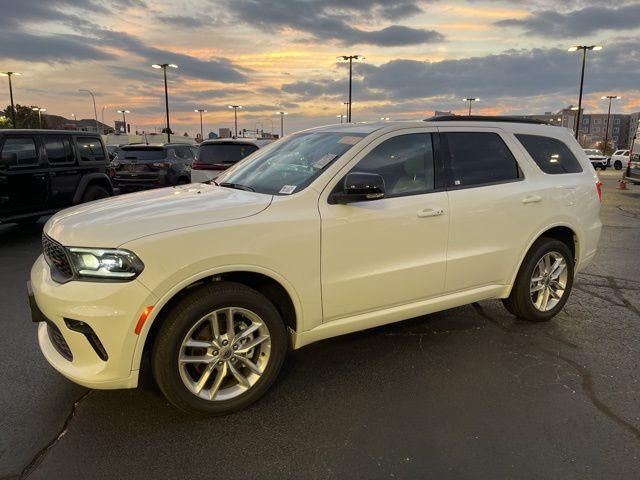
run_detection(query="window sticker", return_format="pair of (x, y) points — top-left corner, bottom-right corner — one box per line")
(279, 185), (297, 195)
(338, 136), (362, 145)
(313, 153), (337, 169)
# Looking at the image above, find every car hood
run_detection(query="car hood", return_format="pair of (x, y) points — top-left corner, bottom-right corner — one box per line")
(45, 184), (273, 247)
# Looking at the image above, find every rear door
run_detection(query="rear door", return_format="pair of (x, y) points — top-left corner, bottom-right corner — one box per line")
(0, 135), (48, 217)
(438, 127), (539, 292)
(44, 135), (81, 207)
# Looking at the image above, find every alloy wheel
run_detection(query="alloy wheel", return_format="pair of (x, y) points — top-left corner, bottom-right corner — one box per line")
(178, 307), (271, 401)
(530, 252), (568, 312)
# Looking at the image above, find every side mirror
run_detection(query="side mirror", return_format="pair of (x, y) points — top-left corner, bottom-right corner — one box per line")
(0, 152), (18, 167)
(331, 172), (385, 204)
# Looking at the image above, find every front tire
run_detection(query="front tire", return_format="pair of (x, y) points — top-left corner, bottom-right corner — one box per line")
(614, 160), (622, 170)
(151, 282), (287, 415)
(502, 238), (574, 322)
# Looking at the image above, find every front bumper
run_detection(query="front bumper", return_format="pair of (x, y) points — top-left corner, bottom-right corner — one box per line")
(590, 159), (607, 167)
(30, 255), (157, 389)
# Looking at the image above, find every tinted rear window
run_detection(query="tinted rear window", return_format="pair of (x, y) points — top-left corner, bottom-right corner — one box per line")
(198, 143), (258, 165)
(118, 146), (166, 161)
(516, 134), (582, 174)
(442, 132), (521, 188)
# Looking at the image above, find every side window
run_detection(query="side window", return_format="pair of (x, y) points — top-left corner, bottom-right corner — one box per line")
(1, 137), (38, 166)
(44, 136), (74, 164)
(442, 132), (521, 188)
(77, 137), (106, 162)
(177, 146), (193, 160)
(350, 133), (435, 196)
(515, 134), (582, 174)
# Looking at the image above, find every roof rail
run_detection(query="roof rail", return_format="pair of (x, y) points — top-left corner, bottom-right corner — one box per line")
(424, 115), (550, 125)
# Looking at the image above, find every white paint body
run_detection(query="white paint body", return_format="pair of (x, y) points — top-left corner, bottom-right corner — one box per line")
(31, 121), (602, 389)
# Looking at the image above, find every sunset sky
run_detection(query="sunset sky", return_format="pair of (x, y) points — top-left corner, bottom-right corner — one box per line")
(1, 0), (639, 136)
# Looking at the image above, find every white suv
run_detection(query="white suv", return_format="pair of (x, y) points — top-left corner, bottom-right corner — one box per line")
(29, 118), (602, 415)
(610, 149), (630, 170)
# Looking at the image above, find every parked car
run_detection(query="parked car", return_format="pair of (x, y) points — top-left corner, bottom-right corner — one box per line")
(610, 149), (630, 170)
(29, 117), (602, 415)
(0, 130), (114, 225)
(110, 143), (195, 192)
(190, 139), (264, 184)
(627, 153), (640, 184)
(583, 148), (609, 170)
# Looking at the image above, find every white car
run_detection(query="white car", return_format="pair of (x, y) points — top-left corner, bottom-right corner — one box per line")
(190, 138), (269, 184)
(583, 148), (609, 170)
(29, 118), (602, 415)
(610, 149), (630, 170)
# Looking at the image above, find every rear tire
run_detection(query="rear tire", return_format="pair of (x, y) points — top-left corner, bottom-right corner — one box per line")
(502, 238), (574, 322)
(81, 184), (110, 202)
(151, 282), (288, 415)
(614, 160), (622, 170)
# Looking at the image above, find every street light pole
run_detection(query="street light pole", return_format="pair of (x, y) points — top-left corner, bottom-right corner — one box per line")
(0, 72), (21, 128)
(228, 105), (242, 137)
(152, 63), (178, 142)
(463, 98), (479, 116)
(601, 95), (620, 154)
(337, 55), (364, 123)
(79, 89), (99, 133)
(568, 45), (602, 141)
(32, 107), (46, 128)
(277, 111), (287, 137)
(117, 109), (130, 133)
(194, 109), (206, 140)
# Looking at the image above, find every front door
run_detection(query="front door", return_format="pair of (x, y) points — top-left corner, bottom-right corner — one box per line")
(0, 136), (48, 218)
(319, 130), (449, 322)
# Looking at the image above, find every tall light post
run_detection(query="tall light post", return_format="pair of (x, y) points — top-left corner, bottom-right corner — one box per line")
(0, 71), (21, 128)
(194, 108), (207, 141)
(152, 63), (178, 142)
(71, 113), (76, 128)
(568, 45), (602, 140)
(601, 95), (621, 154)
(32, 107), (46, 128)
(337, 55), (364, 123)
(78, 89), (99, 133)
(117, 109), (130, 133)
(228, 105), (242, 137)
(276, 111), (287, 137)
(463, 98), (479, 116)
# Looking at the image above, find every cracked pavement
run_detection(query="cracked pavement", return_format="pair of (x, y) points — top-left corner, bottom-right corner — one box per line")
(1, 170), (639, 479)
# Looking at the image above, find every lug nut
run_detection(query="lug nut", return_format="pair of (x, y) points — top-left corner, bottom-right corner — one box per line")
(217, 361), (223, 366)
(213, 350), (219, 356)
(222, 340), (229, 346)
(233, 344), (238, 350)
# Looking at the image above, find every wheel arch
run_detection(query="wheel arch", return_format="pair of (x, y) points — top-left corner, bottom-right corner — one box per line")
(73, 173), (114, 203)
(132, 266), (301, 372)
(505, 223), (580, 296)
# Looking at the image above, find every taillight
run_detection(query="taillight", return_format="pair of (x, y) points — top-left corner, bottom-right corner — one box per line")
(596, 180), (602, 202)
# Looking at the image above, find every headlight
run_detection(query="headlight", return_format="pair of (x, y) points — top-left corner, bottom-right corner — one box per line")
(67, 248), (144, 280)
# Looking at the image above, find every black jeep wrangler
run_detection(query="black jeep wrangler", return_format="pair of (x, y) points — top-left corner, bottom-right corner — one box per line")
(0, 130), (115, 225)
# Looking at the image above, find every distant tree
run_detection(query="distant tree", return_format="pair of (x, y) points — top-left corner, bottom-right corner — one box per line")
(183, 132), (188, 136)
(595, 139), (613, 154)
(1, 104), (48, 129)
(0, 115), (10, 129)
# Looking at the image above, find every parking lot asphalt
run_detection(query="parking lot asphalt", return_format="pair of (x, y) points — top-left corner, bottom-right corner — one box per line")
(1, 170), (639, 479)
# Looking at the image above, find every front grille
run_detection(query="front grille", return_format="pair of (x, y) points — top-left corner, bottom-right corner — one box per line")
(42, 234), (73, 282)
(47, 321), (73, 361)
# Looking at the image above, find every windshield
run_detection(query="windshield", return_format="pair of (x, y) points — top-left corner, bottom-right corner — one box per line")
(198, 143), (258, 165)
(216, 131), (366, 195)
(117, 146), (166, 161)
(584, 149), (602, 156)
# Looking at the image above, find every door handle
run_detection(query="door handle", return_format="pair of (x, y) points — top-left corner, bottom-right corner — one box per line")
(418, 207), (445, 218)
(522, 195), (542, 204)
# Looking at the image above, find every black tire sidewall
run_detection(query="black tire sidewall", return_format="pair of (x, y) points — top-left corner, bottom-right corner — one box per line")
(151, 282), (288, 415)
(514, 239), (574, 322)
(82, 185), (110, 202)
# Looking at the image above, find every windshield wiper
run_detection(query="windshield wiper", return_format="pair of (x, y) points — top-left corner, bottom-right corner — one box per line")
(219, 182), (255, 192)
